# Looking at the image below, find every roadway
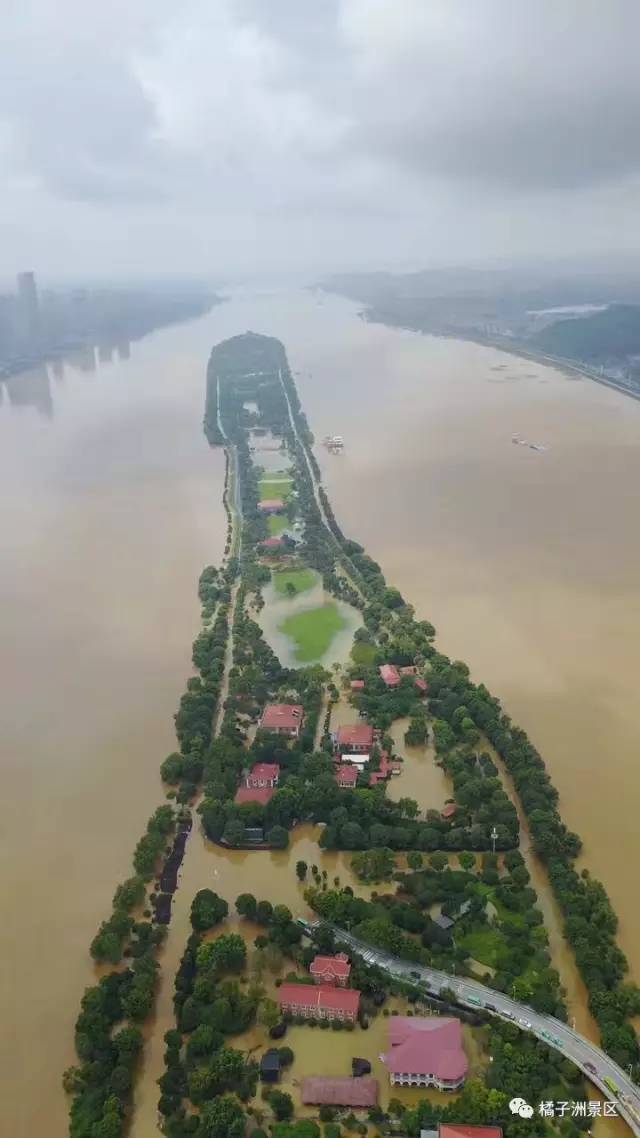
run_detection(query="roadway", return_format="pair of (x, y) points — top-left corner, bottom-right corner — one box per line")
(300, 920), (640, 1136)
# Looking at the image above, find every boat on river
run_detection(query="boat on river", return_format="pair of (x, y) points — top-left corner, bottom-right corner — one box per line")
(323, 434), (344, 452)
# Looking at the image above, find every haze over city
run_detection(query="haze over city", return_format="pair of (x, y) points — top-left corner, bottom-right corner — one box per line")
(3, 0), (640, 279)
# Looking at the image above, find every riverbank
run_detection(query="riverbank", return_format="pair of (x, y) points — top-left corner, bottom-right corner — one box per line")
(355, 300), (640, 404)
(151, 332), (637, 1138)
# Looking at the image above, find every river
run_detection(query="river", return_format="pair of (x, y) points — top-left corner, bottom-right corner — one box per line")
(2, 287), (639, 1137)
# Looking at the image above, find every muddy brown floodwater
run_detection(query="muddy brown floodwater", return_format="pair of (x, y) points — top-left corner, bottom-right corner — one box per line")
(2, 287), (639, 1138)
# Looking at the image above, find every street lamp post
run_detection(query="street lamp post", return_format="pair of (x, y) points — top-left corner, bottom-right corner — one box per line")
(491, 826), (498, 855)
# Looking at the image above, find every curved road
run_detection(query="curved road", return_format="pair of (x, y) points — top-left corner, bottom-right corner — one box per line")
(301, 921), (640, 1135)
(283, 360), (640, 1133)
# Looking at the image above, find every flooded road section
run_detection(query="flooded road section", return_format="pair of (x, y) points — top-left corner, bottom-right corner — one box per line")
(3, 287), (640, 1137)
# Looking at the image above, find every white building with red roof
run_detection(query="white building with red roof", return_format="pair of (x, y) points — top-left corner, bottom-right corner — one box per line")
(234, 762), (280, 806)
(382, 1016), (468, 1090)
(335, 724), (374, 753)
(246, 763), (279, 788)
(379, 664), (401, 686)
(278, 983), (360, 1022)
(309, 952), (351, 986)
(259, 703), (304, 737)
(335, 764), (359, 788)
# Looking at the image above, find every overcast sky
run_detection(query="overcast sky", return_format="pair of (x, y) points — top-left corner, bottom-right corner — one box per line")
(2, 0), (640, 282)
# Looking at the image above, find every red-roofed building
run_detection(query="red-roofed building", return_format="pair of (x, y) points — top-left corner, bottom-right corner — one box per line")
(260, 536), (284, 549)
(379, 664), (401, 686)
(335, 764), (358, 789)
(234, 785), (275, 806)
(258, 498), (285, 514)
(350, 679), (365, 691)
(260, 703), (304, 738)
(441, 802), (458, 819)
(302, 1076), (378, 1108)
(439, 1127), (502, 1138)
(247, 763), (280, 788)
(336, 724), (374, 753)
(278, 983), (360, 1022)
(369, 750), (402, 786)
(383, 1016), (468, 1090)
(309, 953), (351, 986)
(414, 677), (428, 693)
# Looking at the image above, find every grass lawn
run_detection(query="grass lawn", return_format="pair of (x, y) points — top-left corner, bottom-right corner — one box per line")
(259, 477), (292, 501)
(460, 926), (507, 968)
(273, 568), (317, 596)
(280, 603), (346, 661)
(267, 513), (289, 536)
(351, 640), (377, 667)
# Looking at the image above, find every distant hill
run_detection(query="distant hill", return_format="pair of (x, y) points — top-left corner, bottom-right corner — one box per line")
(531, 304), (640, 361)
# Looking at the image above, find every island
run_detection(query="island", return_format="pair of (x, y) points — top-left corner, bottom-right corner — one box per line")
(64, 332), (640, 1138)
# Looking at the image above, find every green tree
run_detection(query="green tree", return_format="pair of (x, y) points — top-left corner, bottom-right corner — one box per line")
(267, 825), (289, 849)
(429, 852), (448, 872)
(296, 860), (308, 881)
(406, 851), (423, 871)
(269, 1090), (294, 1121)
(199, 1094), (246, 1138)
(190, 889), (229, 932)
(259, 998), (281, 1030)
(458, 852), (476, 871)
(236, 893), (258, 919)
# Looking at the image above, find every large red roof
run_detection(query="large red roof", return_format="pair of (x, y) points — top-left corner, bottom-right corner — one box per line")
(260, 536), (283, 548)
(258, 498), (284, 510)
(310, 953), (351, 981)
(260, 703), (304, 731)
(379, 664), (401, 686)
(234, 785), (274, 806)
(336, 724), (374, 748)
(302, 1076), (378, 1107)
(249, 762), (280, 782)
(335, 764), (358, 787)
(440, 1128), (502, 1138)
(350, 679), (365, 690)
(278, 983), (360, 1016)
(384, 1016), (467, 1081)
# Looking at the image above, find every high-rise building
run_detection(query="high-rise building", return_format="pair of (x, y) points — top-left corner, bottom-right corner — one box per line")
(16, 271), (40, 349)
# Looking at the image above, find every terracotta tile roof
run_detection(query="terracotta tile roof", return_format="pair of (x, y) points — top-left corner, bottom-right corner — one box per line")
(258, 498), (285, 510)
(310, 953), (351, 981)
(441, 802), (458, 819)
(414, 677), (428, 692)
(335, 764), (358, 787)
(260, 703), (304, 731)
(248, 762), (279, 783)
(278, 983), (360, 1016)
(234, 785), (274, 806)
(383, 1016), (467, 1081)
(336, 724), (374, 748)
(440, 1128), (502, 1138)
(379, 664), (401, 685)
(350, 679), (365, 690)
(260, 536), (283, 548)
(302, 1076), (378, 1107)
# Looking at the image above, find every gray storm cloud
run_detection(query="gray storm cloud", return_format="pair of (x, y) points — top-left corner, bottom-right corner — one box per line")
(1, 0), (639, 276)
